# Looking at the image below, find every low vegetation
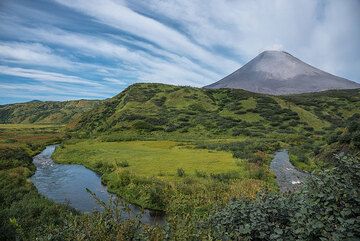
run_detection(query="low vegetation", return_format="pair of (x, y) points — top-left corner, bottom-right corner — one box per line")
(53, 140), (269, 210)
(0, 99), (99, 125)
(0, 124), (70, 240)
(1, 84), (359, 240)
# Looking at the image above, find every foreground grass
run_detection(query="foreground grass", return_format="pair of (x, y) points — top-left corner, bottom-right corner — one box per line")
(0, 124), (71, 240)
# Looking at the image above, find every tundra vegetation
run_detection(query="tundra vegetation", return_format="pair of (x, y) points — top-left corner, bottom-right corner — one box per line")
(0, 84), (359, 240)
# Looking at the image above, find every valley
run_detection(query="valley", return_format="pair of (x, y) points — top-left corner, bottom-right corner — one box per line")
(1, 84), (359, 240)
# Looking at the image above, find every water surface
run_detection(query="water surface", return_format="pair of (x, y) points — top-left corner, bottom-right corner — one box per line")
(31, 145), (164, 224)
(270, 150), (309, 192)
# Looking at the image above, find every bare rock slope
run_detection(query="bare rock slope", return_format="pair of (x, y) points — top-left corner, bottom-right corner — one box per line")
(205, 50), (360, 95)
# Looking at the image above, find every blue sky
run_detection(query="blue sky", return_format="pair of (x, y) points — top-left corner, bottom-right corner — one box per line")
(0, 0), (359, 104)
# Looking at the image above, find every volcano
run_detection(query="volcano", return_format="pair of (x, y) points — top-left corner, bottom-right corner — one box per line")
(205, 50), (360, 95)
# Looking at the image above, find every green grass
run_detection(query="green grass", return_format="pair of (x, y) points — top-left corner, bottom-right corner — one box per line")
(0, 100), (98, 124)
(0, 124), (63, 155)
(240, 97), (257, 110)
(0, 124), (62, 129)
(273, 97), (330, 130)
(53, 139), (268, 210)
(53, 140), (247, 180)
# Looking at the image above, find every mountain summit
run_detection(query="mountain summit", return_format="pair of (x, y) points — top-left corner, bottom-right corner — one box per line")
(205, 50), (360, 95)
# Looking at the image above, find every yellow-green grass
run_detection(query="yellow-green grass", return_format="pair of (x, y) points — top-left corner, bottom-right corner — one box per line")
(237, 113), (263, 122)
(0, 124), (63, 129)
(163, 88), (217, 111)
(53, 140), (246, 180)
(274, 98), (330, 130)
(240, 97), (257, 110)
(53, 140), (267, 210)
(0, 124), (63, 154)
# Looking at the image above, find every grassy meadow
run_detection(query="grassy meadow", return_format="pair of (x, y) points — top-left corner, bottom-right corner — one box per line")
(53, 139), (272, 211)
(53, 140), (244, 178)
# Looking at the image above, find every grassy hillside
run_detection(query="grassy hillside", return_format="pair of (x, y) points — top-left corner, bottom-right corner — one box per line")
(0, 99), (99, 124)
(72, 83), (323, 138)
(72, 84), (360, 136)
(68, 83), (359, 168)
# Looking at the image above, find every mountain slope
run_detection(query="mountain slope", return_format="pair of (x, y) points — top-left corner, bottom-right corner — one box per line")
(0, 100), (99, 124)
(205, 51), (360, 95)
(71, 83), (360, 138)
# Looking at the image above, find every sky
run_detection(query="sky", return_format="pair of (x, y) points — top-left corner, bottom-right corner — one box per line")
(0, 0), (359, 104)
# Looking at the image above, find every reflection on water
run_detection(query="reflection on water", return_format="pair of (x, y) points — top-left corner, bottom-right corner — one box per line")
(31, 145), (164, 224)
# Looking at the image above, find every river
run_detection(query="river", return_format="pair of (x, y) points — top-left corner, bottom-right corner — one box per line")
(270, 150), (309, 192)
(31, 145), (164, 224)
(31, 145), (305, 224)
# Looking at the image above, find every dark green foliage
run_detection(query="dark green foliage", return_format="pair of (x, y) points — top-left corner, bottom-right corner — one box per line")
(116, 160), (129, 167)
(148, 183), (167, 209)
(0, 145), (72, 241)
(195, 170), (208, 178)
(177, 168), (185, 177)
(197, 140), (279, 164)
(0, 147), (32, 163)
(331, 114), (360, 149)
(207, 155), (360, 240)
(153, 96), (167, 107)
(210, 171), (240, 182)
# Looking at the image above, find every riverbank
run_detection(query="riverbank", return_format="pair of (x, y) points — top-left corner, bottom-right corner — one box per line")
(0, 124), (72, 240)
(52, 139), (270, 212)
(32, 145), (165, 224)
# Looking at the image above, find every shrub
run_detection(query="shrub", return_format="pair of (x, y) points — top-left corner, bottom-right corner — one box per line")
(177, 168), (185, 177)
(210, 171), (239, 182)
(195, 170), (207, 178)
(116, 160), (129, 168)
(148, 183), (167, 209)
(206, 155), (360, 240)
(93, 162), (103, 169)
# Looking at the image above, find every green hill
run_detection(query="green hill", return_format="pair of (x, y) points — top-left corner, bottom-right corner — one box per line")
(0, 99), (100, 125)
(65, 83), (359, 168)
(72, 84), (359, 136)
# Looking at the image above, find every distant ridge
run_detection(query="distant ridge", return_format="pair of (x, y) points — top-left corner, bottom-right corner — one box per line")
(205, 50), (360, 95)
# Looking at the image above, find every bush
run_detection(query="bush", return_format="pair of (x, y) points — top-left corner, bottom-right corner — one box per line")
(177, 168), (185, 177)
(116, 160), (129, 167)
(195, 170), (207, 178)
(210, 171), (239, 182)
(148, 183), (167, 209)
(207, 155), (360, 240)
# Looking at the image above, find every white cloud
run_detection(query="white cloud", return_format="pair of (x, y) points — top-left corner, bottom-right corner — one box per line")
(52, 0), (239, 72)
(0, 42), (73, 68)
(0, 0), (359, 104)
(133, 0), (360, 81)
(0, 66), (102, 87)
(103, 77), (127, 85)
(1, 24), (221, 86)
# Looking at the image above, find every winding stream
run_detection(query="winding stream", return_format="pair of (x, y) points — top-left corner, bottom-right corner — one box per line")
(31, 145), (164, 224)
(270, 150), (309, 192)
(31, 145), (305, 224)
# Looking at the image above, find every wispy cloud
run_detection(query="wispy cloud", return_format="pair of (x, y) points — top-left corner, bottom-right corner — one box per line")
(1, 24), (220, 86)
(53, 0), (238, 72)
(0, 0), (359, 104)
(0, 42), (73, 68)
(133, 0), (360, 80)
(0, 66), (102, 87)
